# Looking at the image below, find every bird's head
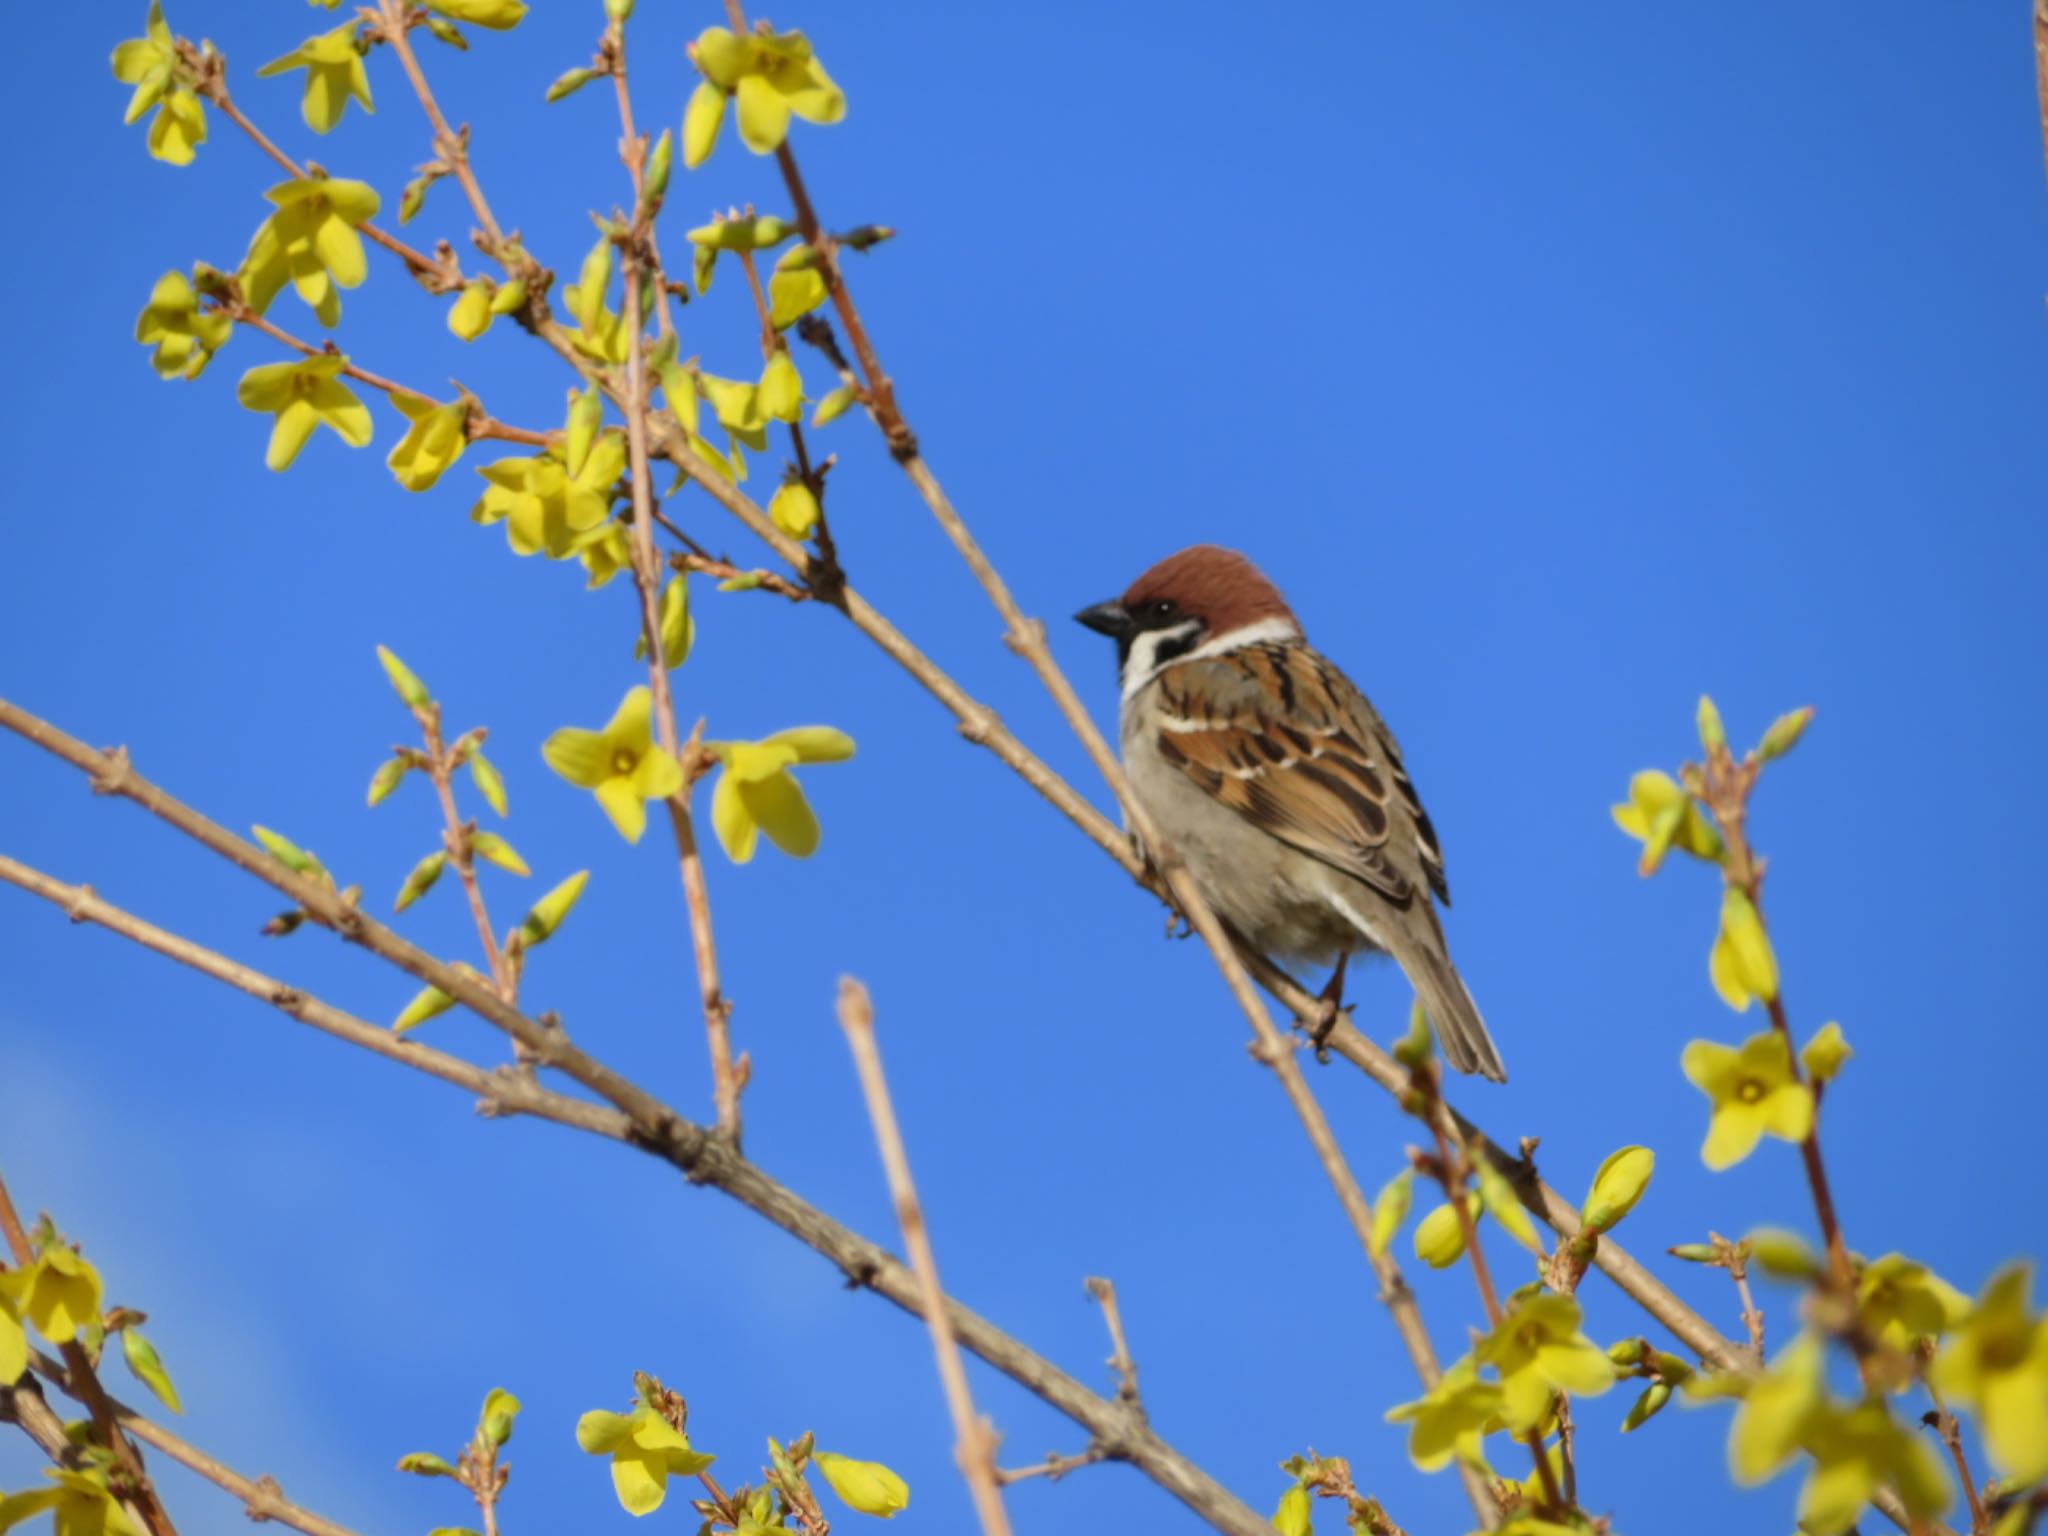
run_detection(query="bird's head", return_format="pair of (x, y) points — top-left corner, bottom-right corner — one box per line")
(1075, 545), (1299, 693)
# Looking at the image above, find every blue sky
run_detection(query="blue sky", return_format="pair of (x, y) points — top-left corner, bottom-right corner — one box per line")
(3, 3), (2045, 1534)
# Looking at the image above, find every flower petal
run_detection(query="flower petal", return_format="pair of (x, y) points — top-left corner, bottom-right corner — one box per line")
(1703, 1101), (1765, 1171)
(267, 398), (320, 470)
(603, 687), (655, 752)
(742, 771), (820, 858)
(1680, 1039), (1736, 1095)
(542, 727), (610, 788)
(711, 769), (757, 863)
(1761, 1083), (1815, 1145)
(766, 725), (855, 764)
(595, 777), (649, 844)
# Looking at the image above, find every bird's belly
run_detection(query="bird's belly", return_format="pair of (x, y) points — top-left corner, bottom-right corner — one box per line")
(1123, 733), (1379, 966)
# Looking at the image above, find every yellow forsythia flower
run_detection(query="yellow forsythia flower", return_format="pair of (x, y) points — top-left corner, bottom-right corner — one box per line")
(1798, 1399), (1951, 1535)
(1473, 1292), (1615, 1432)
(1679, 1031), (1813, 1170)
(256, 21), (371, 134)
(542, 688), (685, 845)
(1930, 1264), (2048, 1483)
(387, 393), (469, 491)
(235, 355), (372, 471)
(1855, 1253), (1969, 1353)
(575, 1405), (713, 1516)
(707, 729), (855, 863)
(471, 435), (626, 560)
(12, 1246), (103, 1344)
(135, 270), (231, 380)
(112, 2), (208, 166)
(1384, 1358), (1503, 1472)
(689, 26), (844, 157)
(1610, 768), (1723, 875)
(239, 177), (381, 326)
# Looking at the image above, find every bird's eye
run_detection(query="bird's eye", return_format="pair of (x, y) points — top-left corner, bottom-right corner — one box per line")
(1147, 600), (1176, 623)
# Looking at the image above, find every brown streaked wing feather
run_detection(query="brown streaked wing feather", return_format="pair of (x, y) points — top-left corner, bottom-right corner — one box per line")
(1151, 646), (1421, 905)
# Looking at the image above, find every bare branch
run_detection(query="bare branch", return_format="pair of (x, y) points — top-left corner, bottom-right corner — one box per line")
(619, 158), (740, 1149)
(838, 978), (1012, 1536)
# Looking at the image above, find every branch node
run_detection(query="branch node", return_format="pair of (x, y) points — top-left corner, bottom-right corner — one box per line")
(90, 747), (134, 797)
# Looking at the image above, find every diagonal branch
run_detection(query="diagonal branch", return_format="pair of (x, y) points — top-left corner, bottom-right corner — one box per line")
(0, 840), (1268, 1536)
(24, 1347), (366, 1536)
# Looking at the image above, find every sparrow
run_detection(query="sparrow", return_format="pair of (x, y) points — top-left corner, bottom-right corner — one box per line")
(1075, 545), (1506, 1082)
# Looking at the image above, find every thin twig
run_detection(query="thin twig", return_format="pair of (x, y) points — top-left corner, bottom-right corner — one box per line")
(1927, 1388), (1991, 1536)
(225, 306), (550, 445)
(837, 978), (1012, 1536)
(186, 57), (441, 284)
(614, 78), (740, 1145)
(1084, 1277), (1143, 1416)
(2035, 1), (2048, 190)
(417, 708), (509, 998)
(377, 0), (505, 251)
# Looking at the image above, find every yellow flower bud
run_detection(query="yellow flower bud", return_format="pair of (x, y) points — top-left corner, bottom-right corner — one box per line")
(393, 850), (446, 913)
(565, 384), (602, 477)
(394, 982), (457, 1033)
(1393, 997), (1432, 1068)
(1368, 1169), (1412, 1258)
(1271, 1484), (1311, 1536)
(1621, 1380), (1672, 1432)
(376, 645), (433, 708)
(1697, 693), (1726, 753)
(1581, 1145), (1654, 1233)
(518, 871), (589, 947)
(813, 1452), (909, 1519)
(448, 279), (495, 341)
(769, 480), (821, 540)
(683, 79), (725, 168)
(758, 349), (803, 422)
(1747, 1228), (1821, 1281)
(1801, 1022), (1851, 1083)
(812, 383), (859, 427)
(367, 756), (409, 806)
(1413, 1199), (1473, 1269)
(1757, 706), (1815, 762)
(1712, 889), (1779, 1010)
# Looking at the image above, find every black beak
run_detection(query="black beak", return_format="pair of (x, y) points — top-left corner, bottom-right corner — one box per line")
(1074, 600), (1132, 639)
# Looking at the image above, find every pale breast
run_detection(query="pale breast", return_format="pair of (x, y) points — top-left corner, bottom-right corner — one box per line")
(1122, 697), (1380, 966)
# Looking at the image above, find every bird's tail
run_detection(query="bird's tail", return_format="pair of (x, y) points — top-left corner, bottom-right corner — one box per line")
(1388, 920), (1506, 1083)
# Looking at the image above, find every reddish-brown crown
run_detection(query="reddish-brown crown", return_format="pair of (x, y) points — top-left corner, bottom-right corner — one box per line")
(1120, 545), (1298, 638)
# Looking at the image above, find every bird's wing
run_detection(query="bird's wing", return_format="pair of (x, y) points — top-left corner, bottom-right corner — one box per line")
(1146, 643), (1450, 907)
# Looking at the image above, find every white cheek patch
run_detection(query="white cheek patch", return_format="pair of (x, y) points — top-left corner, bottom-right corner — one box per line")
(1121, 620), (1205, 701)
